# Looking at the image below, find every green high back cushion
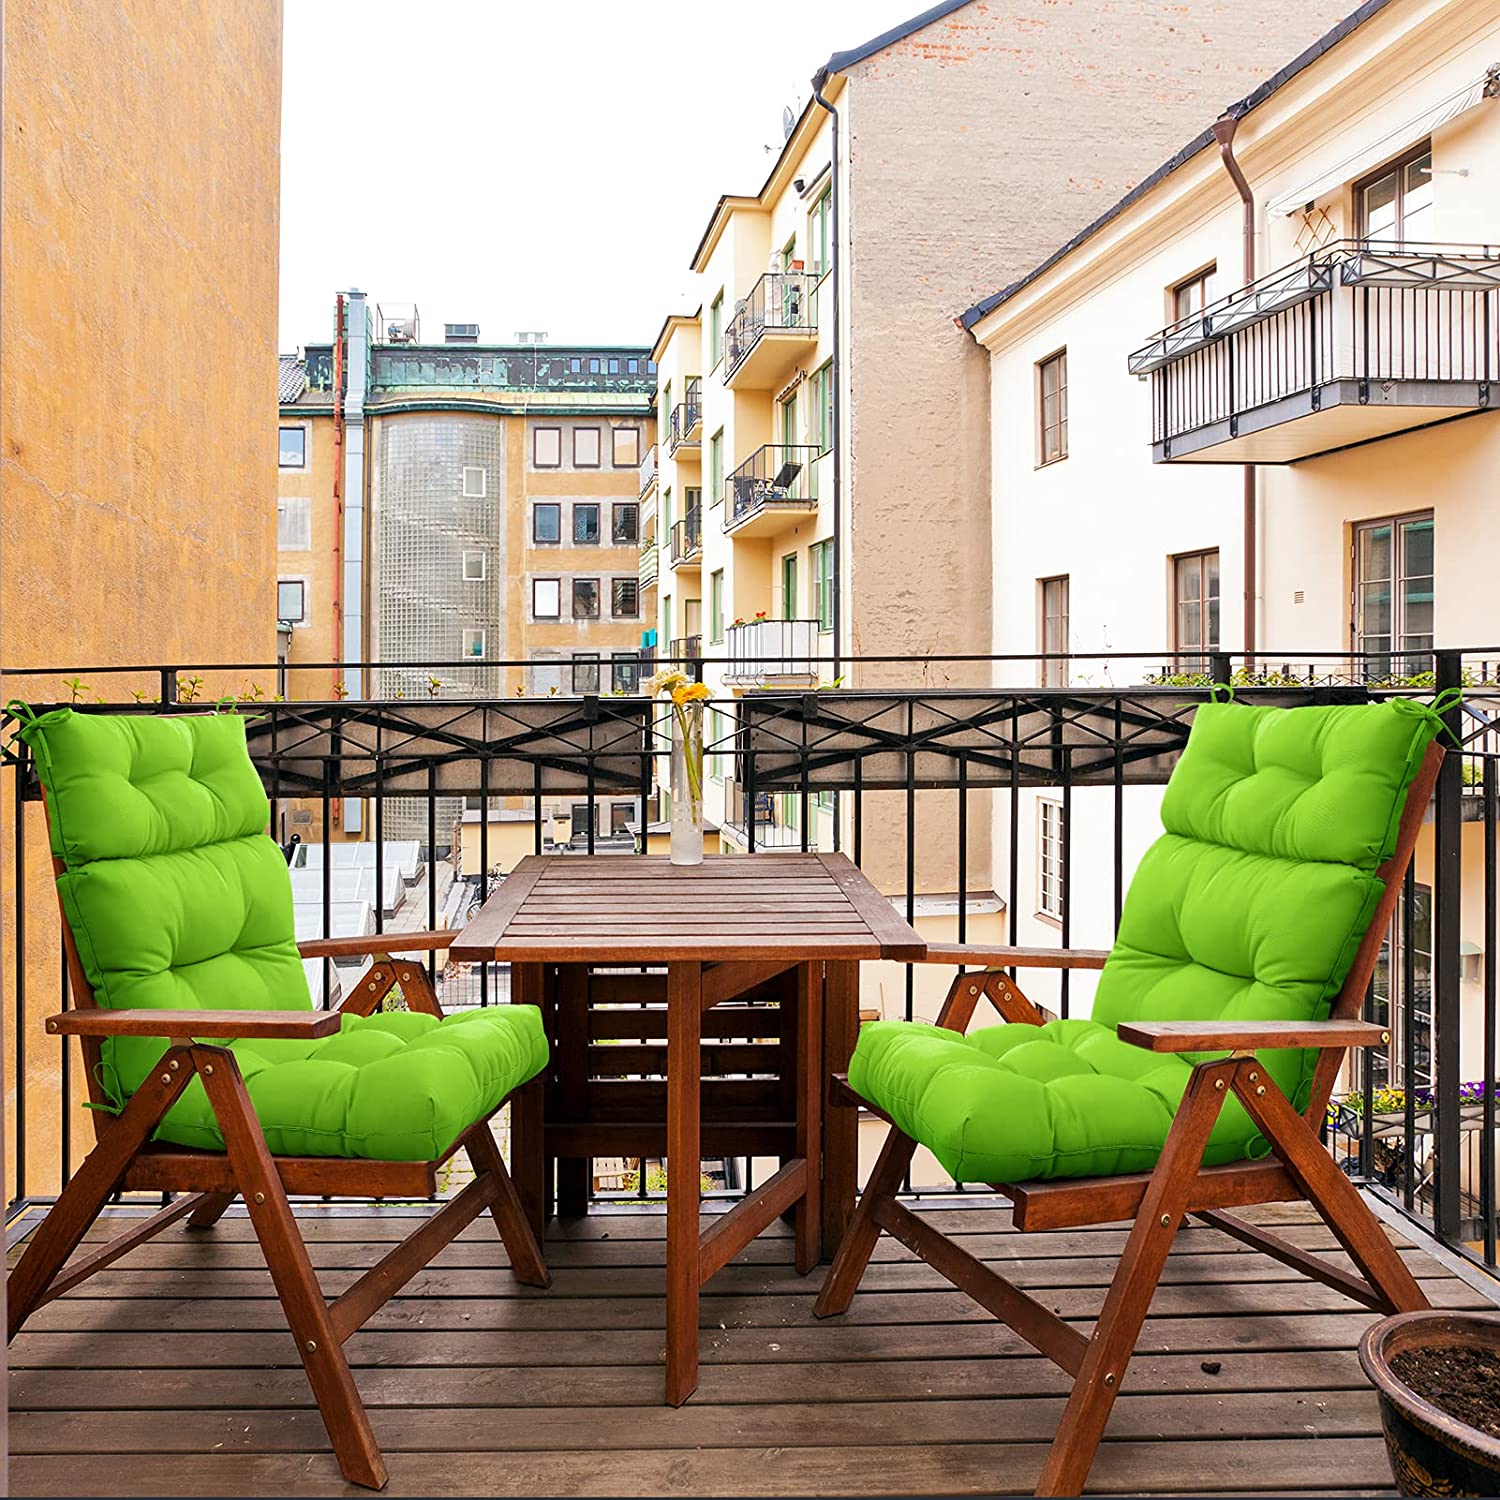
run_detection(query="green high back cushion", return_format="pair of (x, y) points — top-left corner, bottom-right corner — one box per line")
(23, 707), (310, 1105)
(20, 707), (550, 1160)
(847, 698), (1442, 1183)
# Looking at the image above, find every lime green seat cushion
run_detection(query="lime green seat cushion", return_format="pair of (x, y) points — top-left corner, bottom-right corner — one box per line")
(848, 698), (1440, 1185)
(20, 707), (547, 1162)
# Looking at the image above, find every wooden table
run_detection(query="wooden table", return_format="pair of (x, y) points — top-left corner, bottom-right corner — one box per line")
(451, 851), (925, 1404)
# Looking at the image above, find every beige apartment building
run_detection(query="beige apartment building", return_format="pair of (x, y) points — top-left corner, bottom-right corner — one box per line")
(966, 0), (1500, 1091)
(277, 295), (655, 856)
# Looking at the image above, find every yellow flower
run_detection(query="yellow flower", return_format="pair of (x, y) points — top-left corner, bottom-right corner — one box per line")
(645, 667), (690, 697)
(674, 681), (712, 705)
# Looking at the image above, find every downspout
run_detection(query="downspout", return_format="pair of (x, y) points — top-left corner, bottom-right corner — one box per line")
(810, 70), (842, 685)
(1211, 113), (1257, 661)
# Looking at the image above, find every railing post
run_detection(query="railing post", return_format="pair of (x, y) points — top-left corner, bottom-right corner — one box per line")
(1432, 649), (1464, 1243)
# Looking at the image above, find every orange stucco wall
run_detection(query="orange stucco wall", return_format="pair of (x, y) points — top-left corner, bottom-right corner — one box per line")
(0, 0), (284, 1199)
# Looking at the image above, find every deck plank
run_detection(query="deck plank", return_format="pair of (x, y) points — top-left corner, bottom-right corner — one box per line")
(7, 1196), (1488, 1497)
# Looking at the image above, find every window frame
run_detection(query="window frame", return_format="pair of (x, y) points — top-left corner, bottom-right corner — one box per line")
(611, 577), (640, 619)
(1171, 548), (1220, 668)
(573, 502), (601, 546)
(709, 429), (724, 505)
(277, 577), (307, 624)
(531, 577), (561, 620)
(461, 626), (487, 659)
(572, 576), (601, 621)
(1039, 575), (1070, 687)
(532, 502), (562, 545)
(278, 426), (307, 470)
(1171, 263), (1217, 324)
(462, 549), (487, 583)
(1037, 349), (1068, 467)
(1356, 140), (1434, 248)
(612, 502), (639, 547)
(610, 426), (640, 468)
(709, 569), (725, 643)
(811, 540), (834, 632)
(573, 426), (602, 469)
(571, 653), (601, 695)
(461, 465), (487, 499)
(1352, 510), (1435, 678)
(532, 425), (563, 469)
(781, 552), (799, 620)
(1037, 798), (1065, 923)
(710, 292), (724, 371)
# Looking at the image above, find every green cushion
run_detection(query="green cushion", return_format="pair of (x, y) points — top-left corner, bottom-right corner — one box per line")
(20, 708), (547, 1161)
(849, 699), (1440, 1184)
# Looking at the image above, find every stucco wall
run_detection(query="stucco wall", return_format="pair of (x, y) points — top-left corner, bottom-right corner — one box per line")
(0, 0), (284, 1199)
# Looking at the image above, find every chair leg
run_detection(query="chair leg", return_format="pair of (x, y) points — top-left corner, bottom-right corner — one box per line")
(194, 1046), (387, 1491)
(465, 1120), (550, 1289)
(185, 1192), (236, 1230)
(8, 1053), (192, 1340)
(1035, 1059), (1236, 1499)
(813, 1122), (918, 1318)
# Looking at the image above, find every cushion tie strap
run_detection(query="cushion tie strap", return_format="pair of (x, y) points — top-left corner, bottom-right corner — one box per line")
(1390, 689), (1464, 747)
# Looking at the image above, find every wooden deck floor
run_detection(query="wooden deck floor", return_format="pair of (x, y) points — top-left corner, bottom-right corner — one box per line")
(6, 1198), (1495, 1496)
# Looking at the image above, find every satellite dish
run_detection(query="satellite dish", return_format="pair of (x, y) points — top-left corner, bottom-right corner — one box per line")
(782, 104), (796, 140)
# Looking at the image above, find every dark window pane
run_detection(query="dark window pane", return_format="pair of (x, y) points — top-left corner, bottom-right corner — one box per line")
(534, 503), (561, 543)
(572, 655), (600, 693)
(613, 503), (639, 545)
(574, 504), (600, 544)
(573, 578), (600, 618)
(612, 578), (639, 618)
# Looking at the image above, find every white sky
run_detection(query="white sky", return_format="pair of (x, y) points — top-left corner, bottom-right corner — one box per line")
(278, 0), (922, 352)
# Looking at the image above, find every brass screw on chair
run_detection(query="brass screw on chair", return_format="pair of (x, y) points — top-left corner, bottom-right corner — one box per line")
(1214, 1079), (1225, 1090)
(169, 1059), (179, 1070)
(1160, 1214), (1171, 1226)
(1255, 1085), (1266, 1096)
(305, 1340), (317, 1353)
(253, 1192), (266, 1204)
(202, 1064), (214, 1076)
(159, 1073), (171, 1085)
(1103, 1373), (1116, 1387)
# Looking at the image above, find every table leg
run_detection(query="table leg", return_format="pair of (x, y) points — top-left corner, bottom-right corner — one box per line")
(554, 964), (590, 1218)
(510, 963), (548, 1244)
(821, 958), (859, 1257)
(793, 961), (822, 1276)
(665, 960), (702, 1406)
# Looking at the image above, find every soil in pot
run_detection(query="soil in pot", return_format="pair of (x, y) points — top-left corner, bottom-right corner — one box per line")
(1392, 1344), (1500, 1438)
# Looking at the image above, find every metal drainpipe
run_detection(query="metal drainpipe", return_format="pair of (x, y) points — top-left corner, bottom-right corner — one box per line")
(1212, 113), (1257, 662)
(811, 70), (842, 685)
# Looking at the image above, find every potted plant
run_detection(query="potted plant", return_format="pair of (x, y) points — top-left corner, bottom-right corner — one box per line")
(1359, 1309), (1500, 1495)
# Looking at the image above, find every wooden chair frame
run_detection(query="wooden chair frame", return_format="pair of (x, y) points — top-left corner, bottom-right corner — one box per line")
(7, 905), (549, 1492)
(816, 742), (1444, 1496)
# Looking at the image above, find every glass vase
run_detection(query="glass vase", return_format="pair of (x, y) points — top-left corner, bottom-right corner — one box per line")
(670, 701), (705, 866)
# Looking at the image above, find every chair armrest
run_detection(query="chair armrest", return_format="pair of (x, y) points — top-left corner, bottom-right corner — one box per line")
(297, 930), (454, 960)
(1117, 1019), (1389, 1053)
(919, 943), (1110, 971)
(44, 1009), (343, 1040)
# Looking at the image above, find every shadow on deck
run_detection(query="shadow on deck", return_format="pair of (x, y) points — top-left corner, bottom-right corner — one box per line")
(6, 1198), (1494, 1496)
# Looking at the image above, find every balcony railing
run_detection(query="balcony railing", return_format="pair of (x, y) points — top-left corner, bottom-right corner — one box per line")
(638, 443), (658, 496)
(668, 633), (703, 681)
(721, 775), (803, 850)
(724, 443), (820, 534)
(666, 399), (702, 454)
(722, 617), (821, 686)
(669, 505), (702, 566)
(723, 272), (819, 387)
(1128, 240), (1500, 462)
(638, 536), (659, 589)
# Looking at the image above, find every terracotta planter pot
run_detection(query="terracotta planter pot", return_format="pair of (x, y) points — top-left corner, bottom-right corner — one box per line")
(1359, 1310), (1500, 1496)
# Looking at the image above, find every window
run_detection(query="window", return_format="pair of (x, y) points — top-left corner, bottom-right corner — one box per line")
(462, 627), (486, 659)
(811, 540), (834, 631)
(709, 429), (724, 504)
(569, 357), (582, 374)
(1354, 512), (1434, 678)
(810, 361), (833, 454)
(461, 465), (486, 498)
(662, 486), (673, 537)
(1359, 142), (1434, 246)
(277, 496), (311, 551)
(573, 427), (602, 468)
(1037, 350), (1068, 465)
(533, 502), (561, 544)
(1040, 575), (1069, 687)
(612, 502), (639, 546)
(781, 552), (799, 620)
(588, 357), (601, 375)
(1038, 800), (1065, 921)
(1172, 549), (1220, 670)
(571, 654), (601, 694)
(462, 550), (487, 582)
(781, 234), (797, 271)
(573, 503), (600, 545)
(710, 292), (724, 369)
(612, 578), (640, 618)
(684, 485), (701, 520)
(528, 652), (564, 695)
(277, 578), (306, 623)
(570, 802), (596, 837)
(710, 570), (725, 643)
(810, 187), (832, 276)
(278, 427), (306, 469)
(610, 801), (634, 834)
(779, 389), (798, 448)
(573, 577), (601, 619)
(611, 654), (641, 694)
(1172, 264), (1216, 323)
(532, 577), (561, 619)
(533, 425), (562, 468)
(611, 427), (640, 467)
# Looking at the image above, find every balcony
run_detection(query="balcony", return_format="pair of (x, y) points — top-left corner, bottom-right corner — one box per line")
(723, 443), (820, 536)
(722, 617), (821, 686)
(723, 272), (819, 390)
(1128, 240), (1500, 463)
(669, 505), (702, 568)
(638, 443), (658, 496)
(666, 396), (702, 455)
(638, 535), (659, 590)
(668, 632), (703, 681)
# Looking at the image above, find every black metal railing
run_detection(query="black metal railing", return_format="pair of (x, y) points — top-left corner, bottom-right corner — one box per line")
(667, 399), (702, 453)
(723, 272), (819, 379)
(724, 443), (820, 527)
(3, 648), (1497, 1262)
(1129, 240), (1500, 456)
(668, 634), (703, 681)
(669, 506), (702, 565)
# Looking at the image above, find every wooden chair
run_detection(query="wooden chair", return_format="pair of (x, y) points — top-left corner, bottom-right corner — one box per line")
(817, 736), (1443, 1497)
(6, 710), (549, 1491)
